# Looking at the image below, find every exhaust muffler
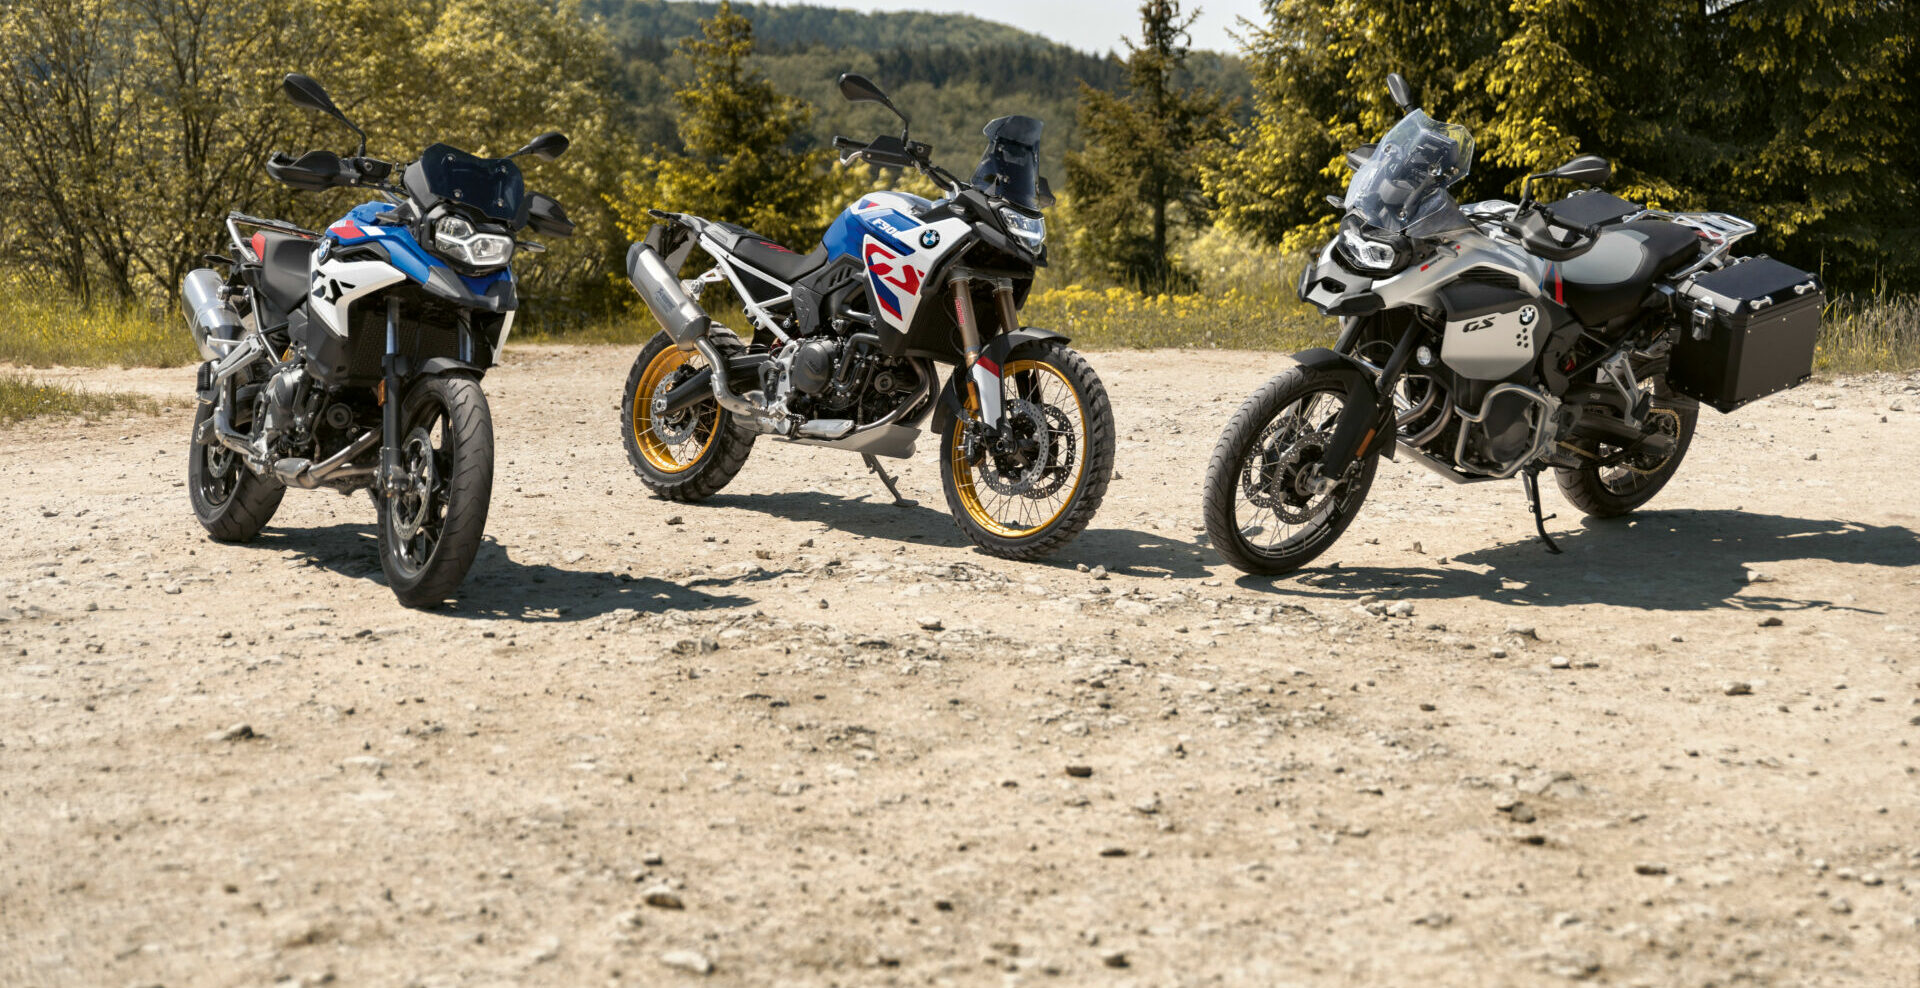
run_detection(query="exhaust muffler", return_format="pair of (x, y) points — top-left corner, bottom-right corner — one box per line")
(181, 268), (241, 361)
(626, 241), (710, 348)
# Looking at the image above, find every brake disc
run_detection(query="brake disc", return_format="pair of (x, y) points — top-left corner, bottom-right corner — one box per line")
(1021, 403), (1077, 500)
(391, 427), (437, 542)
(1624, 407), (1681, 475)
(1242, 426), (1334, 524)
(650, 367), (702, 446)
(979, 399), (1051, 496)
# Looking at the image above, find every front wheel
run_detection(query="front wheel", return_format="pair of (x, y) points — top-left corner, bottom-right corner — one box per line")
(1201, 363), (1379, 576)
(377, 374), (493, 608)
(940, 341), (1114, 560)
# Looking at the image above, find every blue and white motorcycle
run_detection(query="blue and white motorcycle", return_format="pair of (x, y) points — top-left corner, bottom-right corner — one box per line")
(181, 74), (574, 606)
(619, 74), (1114, 559)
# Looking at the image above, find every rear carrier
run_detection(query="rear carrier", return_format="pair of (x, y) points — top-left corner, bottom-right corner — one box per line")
(1668, 256), (1823, 413)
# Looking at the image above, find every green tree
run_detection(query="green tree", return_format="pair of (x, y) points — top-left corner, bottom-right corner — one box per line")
(1064, 0), (1234, 290)
(611, 0), (850, 255)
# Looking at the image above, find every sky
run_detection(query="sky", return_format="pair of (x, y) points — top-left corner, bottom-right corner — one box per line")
(759, 0), (1266, 55)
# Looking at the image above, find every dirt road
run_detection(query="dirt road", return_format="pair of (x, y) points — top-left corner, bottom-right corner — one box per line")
(4, 347), (1918, 987)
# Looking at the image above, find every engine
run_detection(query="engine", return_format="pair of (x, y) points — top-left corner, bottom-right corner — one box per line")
(767, 333), (922, 426)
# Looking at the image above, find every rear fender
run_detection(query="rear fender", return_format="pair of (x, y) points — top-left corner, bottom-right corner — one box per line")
(932, 327), (1070, 435)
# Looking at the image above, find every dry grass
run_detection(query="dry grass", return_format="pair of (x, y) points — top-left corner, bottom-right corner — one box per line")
(0, 371), (158, 427)
(1817, 293), (1920, 373)
(0, 280), (196, 368)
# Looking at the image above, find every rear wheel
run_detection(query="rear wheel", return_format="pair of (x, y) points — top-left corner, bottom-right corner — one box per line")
(621, 331), (756, 502)
(1554, 378), (1697, 517)
(940, 342), (1114, 560)
(378, 374), (493, 608)
(1201, 364), (1378, 575)
(187, 401), (284, 542)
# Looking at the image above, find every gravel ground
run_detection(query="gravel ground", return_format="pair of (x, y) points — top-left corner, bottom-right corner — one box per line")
(3, 347), (1918, 988)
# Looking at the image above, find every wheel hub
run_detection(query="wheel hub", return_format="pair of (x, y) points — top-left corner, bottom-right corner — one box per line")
(648, 367), (702, 446)
(1243, 428), (1335, 523)
(391, 427), (437, 542)
(977, 399), (1052, 496)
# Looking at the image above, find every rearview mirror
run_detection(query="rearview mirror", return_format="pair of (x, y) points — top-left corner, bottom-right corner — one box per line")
(281, 73), (365, 156)
(1548, 154), (1612, 186)
(1344, 142), (1378, 170)
(838, 73), (909, 130)
(1387, 73), (1415, 112)
(510, 131), (570, 162)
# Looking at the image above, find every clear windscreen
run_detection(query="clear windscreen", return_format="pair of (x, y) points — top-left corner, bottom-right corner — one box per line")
(414, 143), (525, 222)
(1343, 110), (1475, 234)
(971, 115), (1044, 210)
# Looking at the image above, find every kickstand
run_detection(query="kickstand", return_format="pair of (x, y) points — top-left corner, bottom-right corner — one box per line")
(863, 454), (917, 507)
(1522, 467), (1563, 555)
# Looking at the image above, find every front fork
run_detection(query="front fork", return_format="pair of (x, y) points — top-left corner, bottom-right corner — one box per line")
(378, 297), (401, 496)
(1318, 316), (1421, 482)
(951, 274), (1021, 433)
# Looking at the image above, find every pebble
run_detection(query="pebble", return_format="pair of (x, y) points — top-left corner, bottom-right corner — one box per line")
(1089, 565), (1109, 581)
(1830, 897), (1853, 914)
(1098, 846), (1128, 857)
(1509, 802), (1537, 824)
(341, 756), (390, 773)
(1101, 950), (1129, 968)
(1506, 623), (1539, 639)
(1132, 797), (1161, 815)
(1549, 655), (1571, 669)
(1744, 569), (1774, 584)
(919, 617), (944, 631)
(1759, 616), (1784, 627)
(562, 550), (586, 564)
(643, 887), (684, 910)
(1723, 681), (1754, 696)
(1813, 399), (1837, 410)
(1386, 600), (1415, 618)
(205, 722), (254, 742)
(1489, 647), (1507, 658)
(660, 949), (712, 974)
(664, 515), (684, 526)
(1634, 863), (1668, 876)
(1064, 765), (1093, 778)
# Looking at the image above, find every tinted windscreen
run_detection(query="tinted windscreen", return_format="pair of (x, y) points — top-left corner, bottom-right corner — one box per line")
(413, 143), (524, 222)
(1343, 110), (1474, 233)
(971, 115), (1044, 210)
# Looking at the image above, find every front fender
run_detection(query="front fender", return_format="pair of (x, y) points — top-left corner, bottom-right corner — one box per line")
(416, 357), (483, 379)
(931, 327), (1072, 435)
(1288, 346), (1389, 469)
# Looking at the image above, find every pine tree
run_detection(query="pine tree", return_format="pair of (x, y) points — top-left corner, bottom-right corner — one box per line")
(611, 0), (848, 254)
(1064, 0), (1234, 290)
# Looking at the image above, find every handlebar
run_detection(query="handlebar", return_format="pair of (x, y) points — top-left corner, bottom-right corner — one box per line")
(1504, 203), (1599, 262)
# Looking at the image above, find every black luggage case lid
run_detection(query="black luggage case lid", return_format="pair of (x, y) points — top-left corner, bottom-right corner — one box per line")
(1678, 256), (1823, 316)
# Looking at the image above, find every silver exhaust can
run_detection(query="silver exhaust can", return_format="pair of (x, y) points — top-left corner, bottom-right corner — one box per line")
(626, 242), (711, 348)
(181, 268), (241, 361)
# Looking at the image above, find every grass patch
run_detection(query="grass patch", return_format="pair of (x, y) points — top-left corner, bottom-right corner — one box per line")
(0, 280), (196, 368)
(0, 371), (159, 426)
(1817, 294), (1920, 373)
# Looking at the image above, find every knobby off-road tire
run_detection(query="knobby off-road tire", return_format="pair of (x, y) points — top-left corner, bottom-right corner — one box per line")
(1554, 380), (1698, 518)
(621, 331), (757, 502)
(187, 401), (284, 542)
(377, 374), (493, 608)
(940, 341), (1114, 560)
(1202, 363), (1379, 576)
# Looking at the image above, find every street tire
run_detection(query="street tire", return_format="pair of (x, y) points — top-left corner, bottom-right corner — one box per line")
(378, 374), (493, 608)
(187, 401), (284, 542)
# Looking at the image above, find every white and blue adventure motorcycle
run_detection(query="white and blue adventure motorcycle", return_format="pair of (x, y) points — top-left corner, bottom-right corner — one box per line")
(181, 74), (574, 606)
(619, 74), (1114, 559)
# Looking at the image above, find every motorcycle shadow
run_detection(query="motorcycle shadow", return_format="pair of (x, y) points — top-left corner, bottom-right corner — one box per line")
(251, 524), (754, 621)
(1244, 509), (1918, 613)
(705, 490), (1215, 578)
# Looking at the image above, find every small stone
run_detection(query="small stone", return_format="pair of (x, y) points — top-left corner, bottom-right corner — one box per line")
(1506, 623), (1539, 639)
(1100, 950), (1129, 969)
(1490, 647), (1508, 659)
(1744, 569), (1774, 584)
(1830, 897), (1853, 914)
(1386, 600), (1415, 618)
(1549, 655), (1571, 669)
(1510, 802), (1537, 824)
(1805, 452), (1819, 461)
(642, 852), (665, 866)
(341, 755), (389, 773)
(613, 909), (645, 929)
(1669, 633), (1685, 643)
(798, 537), (814, 548)
(644, 886), (684, 910)
(1065, 765), (1093, 778)
(1723, 681), (1753, 696)
(1412, 911), (1452, 927)
(664, 515), (684, 526)
(562, 550), (586, 564)
(659, 949), (712, 975)
(205, 722), (254, 742)
(1812, 399), (1837, 410)
(1098, 846), (1128, 857)
(1089, 565), (1109, 581)
(1759, 616), (1784, 627)
(1634, 863), (1668, 876)
(919, 617), (944, 632)
(1132, 797), (1160, 815)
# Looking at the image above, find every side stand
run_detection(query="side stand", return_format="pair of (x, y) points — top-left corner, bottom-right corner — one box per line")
(863, 454), (916, 507)
(1522, 467), (1562, 554)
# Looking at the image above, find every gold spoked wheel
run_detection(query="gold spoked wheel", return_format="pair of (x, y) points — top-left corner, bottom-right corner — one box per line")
(947, 358), (1091, 539)
(631, 345), (718, 474)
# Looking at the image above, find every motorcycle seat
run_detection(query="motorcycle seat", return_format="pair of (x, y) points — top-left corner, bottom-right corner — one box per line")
(251, 230), (319, 320)
(714, 222), (828, 284)
(1557, 220), (1701, 326)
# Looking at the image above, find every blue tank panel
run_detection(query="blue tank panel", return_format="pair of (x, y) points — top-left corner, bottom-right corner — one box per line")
(327, 200), (510, 294)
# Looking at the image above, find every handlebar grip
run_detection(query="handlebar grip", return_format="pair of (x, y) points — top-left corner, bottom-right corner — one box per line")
(832, 136), (863, 151)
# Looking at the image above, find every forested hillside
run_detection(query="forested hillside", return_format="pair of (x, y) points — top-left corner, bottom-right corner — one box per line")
(585, 0), (1252, 183)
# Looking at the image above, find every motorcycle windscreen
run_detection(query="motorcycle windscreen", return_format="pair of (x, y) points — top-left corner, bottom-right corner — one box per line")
(1343, 110), (1474, 234)
(971, 115), (1044, 210)
(411, 143), (525, 223)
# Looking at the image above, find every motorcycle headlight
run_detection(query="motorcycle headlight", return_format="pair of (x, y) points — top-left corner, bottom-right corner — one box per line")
(998, 207), (1045, 253)
(1336, 226), (1401, 273)
(434, 215), (515, 270)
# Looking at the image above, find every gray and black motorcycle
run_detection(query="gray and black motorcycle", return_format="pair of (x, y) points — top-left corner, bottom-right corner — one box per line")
(1202, 73), (1825, 574)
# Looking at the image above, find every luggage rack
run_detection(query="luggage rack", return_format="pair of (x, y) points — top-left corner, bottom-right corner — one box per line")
(1635, 209), (1756, 278)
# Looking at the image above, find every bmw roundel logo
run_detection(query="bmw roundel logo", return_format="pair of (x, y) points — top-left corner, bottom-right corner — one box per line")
(1518, 305), (1538, 326)
(919, 229), (941, 249)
